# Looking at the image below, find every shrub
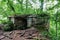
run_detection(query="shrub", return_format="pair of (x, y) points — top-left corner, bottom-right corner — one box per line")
(2, 20), (14, 31)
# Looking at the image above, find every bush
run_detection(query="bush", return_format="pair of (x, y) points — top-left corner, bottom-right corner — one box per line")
(2, 20), (14, 31)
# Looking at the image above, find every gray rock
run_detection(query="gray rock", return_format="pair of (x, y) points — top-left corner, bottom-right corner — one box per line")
(25, 36), (33, 39)
(0, 35), (5, 39)
(2, 37), (12, 40)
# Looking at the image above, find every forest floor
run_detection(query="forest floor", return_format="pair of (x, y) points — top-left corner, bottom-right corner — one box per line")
(0, 27), (49, 40)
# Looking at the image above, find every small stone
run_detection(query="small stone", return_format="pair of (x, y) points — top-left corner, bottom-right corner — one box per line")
(2, 37), (12, 40)
(9, 31), (13, 35)
(25, 36), (33, 39)
(0, 35), (5, 39)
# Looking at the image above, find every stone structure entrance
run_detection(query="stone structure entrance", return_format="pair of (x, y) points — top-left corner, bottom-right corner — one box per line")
(8, 14), (49, 30)
(8, 14), (29, 30)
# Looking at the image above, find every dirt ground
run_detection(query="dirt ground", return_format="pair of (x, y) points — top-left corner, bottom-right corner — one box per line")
(0, 27), (49, 40)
